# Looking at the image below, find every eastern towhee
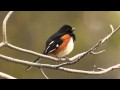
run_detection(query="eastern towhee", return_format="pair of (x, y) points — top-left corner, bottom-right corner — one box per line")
(26, 25), (76, 71)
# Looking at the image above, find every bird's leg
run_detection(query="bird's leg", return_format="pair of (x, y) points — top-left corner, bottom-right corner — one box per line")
(63, 56), (70, 62)
(55, 55), (70, 63)
(55, 56), (62, 64)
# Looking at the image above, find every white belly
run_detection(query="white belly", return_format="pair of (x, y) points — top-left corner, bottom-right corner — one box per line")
(57, 38), (74, 57)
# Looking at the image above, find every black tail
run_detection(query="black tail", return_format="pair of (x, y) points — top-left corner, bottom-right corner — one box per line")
(25, 56), (42, 71)
(25, 51), (47, 71)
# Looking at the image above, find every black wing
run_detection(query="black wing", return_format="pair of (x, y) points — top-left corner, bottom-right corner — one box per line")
(43, 33), (64, 54)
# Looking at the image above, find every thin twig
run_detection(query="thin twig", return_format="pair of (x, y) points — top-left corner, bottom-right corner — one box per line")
(110, 24), (114, 33)
(40, 68), (49, 79)
(91, 50), (106, 55)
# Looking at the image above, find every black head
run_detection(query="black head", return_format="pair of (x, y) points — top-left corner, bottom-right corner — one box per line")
(58, 25), (75, 34)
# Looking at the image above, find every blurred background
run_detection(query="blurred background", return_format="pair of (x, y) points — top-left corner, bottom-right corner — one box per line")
(0, 11), (120, 79)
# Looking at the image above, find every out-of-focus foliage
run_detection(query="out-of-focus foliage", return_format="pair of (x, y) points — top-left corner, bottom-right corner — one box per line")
(0, 11), (120, 79)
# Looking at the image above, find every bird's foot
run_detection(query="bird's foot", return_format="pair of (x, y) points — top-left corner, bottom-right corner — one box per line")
(63, 56), (70, 62)
(56, 56), (70, 63)
(56, 57), (62, 64)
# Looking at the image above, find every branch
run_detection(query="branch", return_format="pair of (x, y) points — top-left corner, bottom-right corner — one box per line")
(0, 53), (120, 75)
(0, 72), (16, 79)
(7, 43), (59, 62)
(0, 42), (5, 48)
(40, 68), (49, 79)
(91, 50), (106, 55)
(2, 11), (14, 43)
(0, 11), (120, 78)
(59, 64), (120, 75)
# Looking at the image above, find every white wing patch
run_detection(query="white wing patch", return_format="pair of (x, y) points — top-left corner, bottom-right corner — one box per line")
(48, 49), (56, 54)
(49, 41), (54, 45)
(45, 46), (50, 53)
(45, 40), (57, 54)
(56, 44), (59, 48)
(48, 44), (59, 54)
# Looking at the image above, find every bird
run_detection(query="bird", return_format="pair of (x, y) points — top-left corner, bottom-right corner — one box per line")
(26, 24), (76, 71)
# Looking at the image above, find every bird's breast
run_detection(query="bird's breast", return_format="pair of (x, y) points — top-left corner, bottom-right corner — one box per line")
(54, 36), (74, 57)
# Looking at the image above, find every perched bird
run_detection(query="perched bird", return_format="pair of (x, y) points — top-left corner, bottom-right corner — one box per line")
(26, 25), (76, 71)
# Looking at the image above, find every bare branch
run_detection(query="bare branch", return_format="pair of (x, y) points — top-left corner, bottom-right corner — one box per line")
(97, 68), (105, 71)
(91, 50), (106, 55)
(0, 42), (5, 48)
(1, 53), (120, 75)
(40, 68), (49, 79)
(2, 11), (14, 43)
(7, 43), (59, 61)
(0, 72), (16, 79)
(59, 64), (120, 75)
(110, 24), (114, 33)
(101, 25), (120, 44)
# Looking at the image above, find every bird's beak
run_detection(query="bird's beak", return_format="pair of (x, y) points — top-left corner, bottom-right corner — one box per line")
(72, 28), (75, 31)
